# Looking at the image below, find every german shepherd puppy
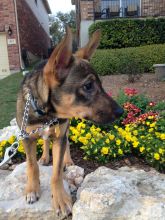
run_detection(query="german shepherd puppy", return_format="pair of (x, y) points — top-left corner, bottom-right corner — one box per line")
(16, 27), (123, 216)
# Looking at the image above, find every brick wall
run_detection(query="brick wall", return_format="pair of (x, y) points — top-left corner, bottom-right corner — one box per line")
(142, 0), (165, 16)
(80, 0), (94, 20)
(0, 0), (20, 71)
(17, 0), (50, 58)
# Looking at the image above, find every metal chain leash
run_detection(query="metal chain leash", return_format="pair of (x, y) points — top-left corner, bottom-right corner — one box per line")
(0, 92), (58, 168)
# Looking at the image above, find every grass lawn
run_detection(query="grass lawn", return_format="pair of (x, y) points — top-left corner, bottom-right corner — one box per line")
(0, 72), (23, 129)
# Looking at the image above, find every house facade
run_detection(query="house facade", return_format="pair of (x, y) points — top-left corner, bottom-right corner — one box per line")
(0, 0), (51, 78)
(72, 0), (165, 47)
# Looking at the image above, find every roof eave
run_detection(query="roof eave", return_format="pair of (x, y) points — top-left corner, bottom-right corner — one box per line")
(42, 0), (51, 14)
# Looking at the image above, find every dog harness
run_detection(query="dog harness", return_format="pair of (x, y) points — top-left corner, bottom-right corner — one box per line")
(0, 91), (60, 168)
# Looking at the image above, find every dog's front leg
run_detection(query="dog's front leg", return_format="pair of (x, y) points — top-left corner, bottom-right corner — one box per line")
(39, 139), (50, 165)
(51, 122), (72, 216)
(23, 139), (40, 204)
(63, 129), (74, 168)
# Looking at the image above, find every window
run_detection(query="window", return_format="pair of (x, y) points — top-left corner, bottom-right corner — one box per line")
(101, 0), (140, 17)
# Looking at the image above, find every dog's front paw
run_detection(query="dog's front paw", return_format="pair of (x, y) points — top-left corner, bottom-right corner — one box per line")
(51, 183), (72, 217)
(39, 155), (50, 166)
(25, 183), (40, 204)
(26, 191), (40, 204)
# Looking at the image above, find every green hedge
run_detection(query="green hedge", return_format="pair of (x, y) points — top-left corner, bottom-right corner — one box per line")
(90, 44), (165, 75)
(89, 18), (165, 49)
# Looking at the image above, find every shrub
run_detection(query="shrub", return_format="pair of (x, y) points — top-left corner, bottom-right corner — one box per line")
(89, 18), (165, 49)
(90, 44), (165, 75)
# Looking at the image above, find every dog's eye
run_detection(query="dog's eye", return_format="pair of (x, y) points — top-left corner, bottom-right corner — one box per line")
(83, 82), (93, 92)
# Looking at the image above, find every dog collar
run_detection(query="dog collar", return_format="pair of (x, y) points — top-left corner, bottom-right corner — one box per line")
(30, 94), (47, 117)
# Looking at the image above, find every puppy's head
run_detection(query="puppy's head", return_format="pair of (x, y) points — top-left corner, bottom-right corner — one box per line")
(43, 27), (123, 124)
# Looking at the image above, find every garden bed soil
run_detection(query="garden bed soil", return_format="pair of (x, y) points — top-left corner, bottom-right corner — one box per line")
(70, 145), (153, 175)
(101, 73), (165, 101)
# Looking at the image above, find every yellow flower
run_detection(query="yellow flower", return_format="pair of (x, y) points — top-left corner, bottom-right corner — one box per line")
(116, 139), (121, 145)
(148, 128), (154, 133)
(38, 139), (44, 145)
(160, 134), (165, 140)
(125, 134), (132, 142)
(18, 144), (25, 154)
(81, 123), (86, 128)
(146, 122), (150, 126)
(159, 148), (164, 154)
(125, 125), (130, 132)
(148, 116), (154, 120)
(109, 134), (115, 140)
(86, 133), (91, 139)
(140, 146), (145, 152)
(133, 130), (138, 136)
(133, 141), (139, 148)
(8, 136), (16, 144)
(0, 140), (7, 146)
(105, 138), (110, 144)
(118, 149), (123, 155)
(154, 153), (160, 160)
(96, 128), (101, 132)
(91, 138), (96, 144)
(150, 122), (156, 128)
(131, 136), (138, 142)
(71, 136), (77, 142)
(101, 147), (109, 155)
(81, 129), (85, 134)
(78, 137), (88, 145)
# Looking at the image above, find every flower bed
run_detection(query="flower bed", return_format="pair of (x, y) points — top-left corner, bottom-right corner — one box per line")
(0, 89), (164, 171)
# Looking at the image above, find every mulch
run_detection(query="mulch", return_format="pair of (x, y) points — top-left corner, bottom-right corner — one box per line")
(101, 73), (165, 101)
(70, 145), (154, 176)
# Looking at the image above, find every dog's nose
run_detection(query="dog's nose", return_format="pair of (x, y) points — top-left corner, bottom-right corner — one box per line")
(114, 107), (124, 117)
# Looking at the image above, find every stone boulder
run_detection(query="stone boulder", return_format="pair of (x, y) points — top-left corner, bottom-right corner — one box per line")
(0, 118), (20, 142)
(0, 162), (83, 220)
(73, 166), (165, 220)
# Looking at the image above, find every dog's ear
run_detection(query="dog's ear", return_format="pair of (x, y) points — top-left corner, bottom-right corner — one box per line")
(75, 29), (101, 60)
(44, 26), (72, 85)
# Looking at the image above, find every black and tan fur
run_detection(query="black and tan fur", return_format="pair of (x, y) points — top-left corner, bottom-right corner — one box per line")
(16, 27), (123, 216)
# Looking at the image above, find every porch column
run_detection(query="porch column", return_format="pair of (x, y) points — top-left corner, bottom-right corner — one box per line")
(120, 0), (123, 17)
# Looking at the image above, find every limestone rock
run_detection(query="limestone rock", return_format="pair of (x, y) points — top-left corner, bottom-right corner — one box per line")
(65, 165), (84, 188)
(10, 118), (18, 126)
(0, 162), (71, 220)
(0, 118), (20, 142)
(73, 166), (165, 220)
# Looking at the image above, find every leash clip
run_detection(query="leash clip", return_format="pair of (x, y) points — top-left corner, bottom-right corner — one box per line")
(0, 142), (19, 168)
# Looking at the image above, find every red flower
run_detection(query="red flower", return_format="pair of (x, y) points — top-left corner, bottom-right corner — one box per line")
(149, 102), (156, 107)
(124, 88), (138, 96)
